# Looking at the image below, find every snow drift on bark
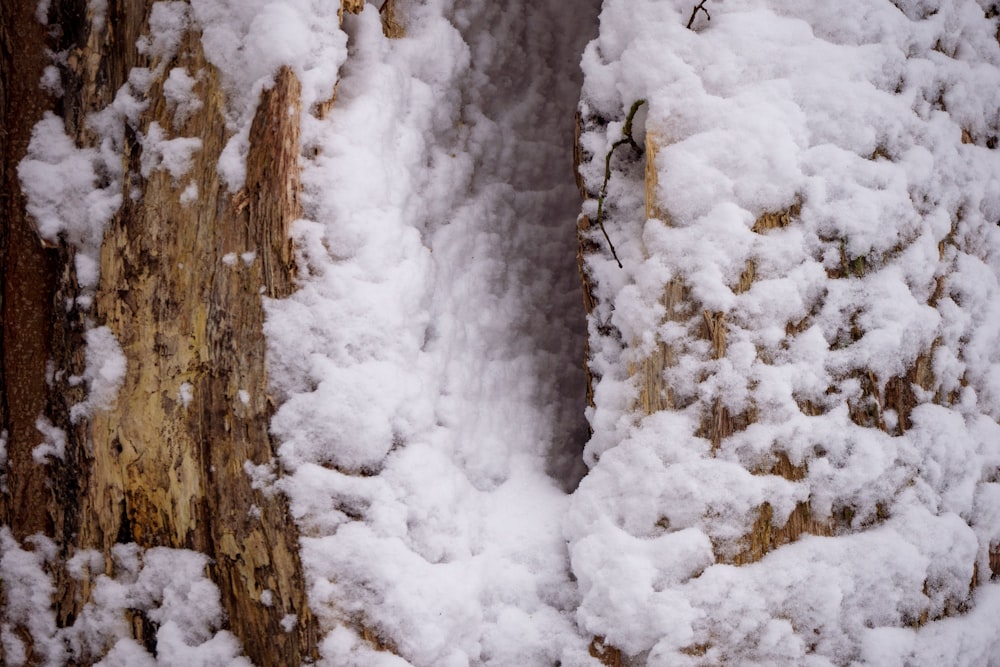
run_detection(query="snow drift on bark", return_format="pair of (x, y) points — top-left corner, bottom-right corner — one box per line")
(570, 0), (1000, 663)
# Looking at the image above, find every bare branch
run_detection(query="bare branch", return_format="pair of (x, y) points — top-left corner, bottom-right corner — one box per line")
(595, 99), (647, 269)
(686, 1), (711, 30)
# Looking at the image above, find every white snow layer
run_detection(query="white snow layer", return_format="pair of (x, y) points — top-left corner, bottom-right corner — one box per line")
(263, 1), (597, 664)
(0, 529), (249, 666)
(11, 0), (1000, 665)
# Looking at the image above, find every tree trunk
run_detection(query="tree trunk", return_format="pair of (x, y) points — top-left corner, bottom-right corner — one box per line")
(1, 0), (62, 544)
(2, 1), (316, 664)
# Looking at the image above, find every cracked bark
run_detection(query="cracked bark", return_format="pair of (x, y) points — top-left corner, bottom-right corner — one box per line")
(2, 1), (317, 664)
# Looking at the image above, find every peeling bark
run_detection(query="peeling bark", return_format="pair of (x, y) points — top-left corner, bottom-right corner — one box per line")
(3, 2), (317, 664)
(82, 30), (316, 665)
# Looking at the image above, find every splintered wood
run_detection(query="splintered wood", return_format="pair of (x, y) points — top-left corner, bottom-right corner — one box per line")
(628, 133), (687, 414)
(74, 25), (314, 666)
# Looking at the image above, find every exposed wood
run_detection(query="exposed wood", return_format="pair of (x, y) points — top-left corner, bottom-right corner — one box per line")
(341, 0), (366, 17)
(339, 0), (404, 38)
(576, 215), (599, 408)
(380, 0), (405, 38)
(574, 113), (600, 408)
(82, 25), (316, 660)
(737, 199), (801, 291)
(882, 351), (934, 434)
(2, 2), (318, 663)
(1, 0), (94, 651)
(630, 133), (688, 415)
(644, 131), (664, 222)
(589, 636), (623, 667)
(627, 279), (687, 415)
(730, 454), (833, 565)
(634, 136), (838, 567)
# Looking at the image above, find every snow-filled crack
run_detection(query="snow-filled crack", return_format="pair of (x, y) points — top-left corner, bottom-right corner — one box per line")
(261, 0), (601, 663)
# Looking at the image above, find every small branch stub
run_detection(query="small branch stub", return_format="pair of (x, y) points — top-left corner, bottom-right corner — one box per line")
(595, 99), (647, 269)
(687, 0), (710, 29)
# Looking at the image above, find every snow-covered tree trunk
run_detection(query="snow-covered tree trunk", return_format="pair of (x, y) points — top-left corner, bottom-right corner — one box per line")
(572, 1), (1000, 664)
(1, 0), (61, 543)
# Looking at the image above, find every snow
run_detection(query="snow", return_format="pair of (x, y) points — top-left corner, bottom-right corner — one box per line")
(178, 382), (194, 407)
(188, 0), (347, 189)
(32, 416), (68, 464)
(139, 122), (202, 180)
(17, 112), (122, 288)
(11, 0), (1000, 664)
(163, 67), (202, 128)
(135, 1), (190, 61)
(68, 326), (127, 421)
(0, 530), (61, 665)
(0, 532), (251, 666)
(261, 1), (598, 662)
(179, 181), (198, 205)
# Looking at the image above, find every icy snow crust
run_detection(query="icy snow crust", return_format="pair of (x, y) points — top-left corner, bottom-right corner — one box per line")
(572, 0), (1000, 664)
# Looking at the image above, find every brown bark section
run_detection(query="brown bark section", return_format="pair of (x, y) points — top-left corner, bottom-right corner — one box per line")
(574, 119), (598, 409)
(574, 129), (910, 659)
(1, 3), (61, 664)
(730, 453), (833, 566)
(635, 134), (838, 567)
(628, 133), (691, 416)
(589, 636), (623, 667)
(643, 135), (839, 566)
(579, 127), (984, 656)
(0, 0), (61, 540)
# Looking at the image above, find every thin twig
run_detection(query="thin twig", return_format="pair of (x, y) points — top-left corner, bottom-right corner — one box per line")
(595, 99), (647, 269)
(686, 0), (710, 29)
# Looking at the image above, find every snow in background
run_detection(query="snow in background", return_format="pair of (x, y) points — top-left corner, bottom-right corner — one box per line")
(571, 0), (1000, 664)
(259, 1), (599, 664)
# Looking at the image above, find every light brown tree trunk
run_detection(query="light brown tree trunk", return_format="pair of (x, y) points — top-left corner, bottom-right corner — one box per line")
(2, 1), (316, 664)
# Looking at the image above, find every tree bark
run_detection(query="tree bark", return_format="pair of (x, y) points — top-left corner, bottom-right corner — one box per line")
(2, 1), (317, 664)
(1, 0), (62, 542)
